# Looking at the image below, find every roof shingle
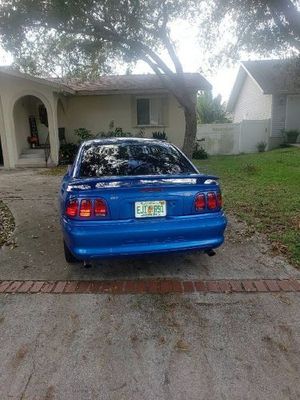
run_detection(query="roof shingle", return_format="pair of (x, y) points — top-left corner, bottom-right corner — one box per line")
(242, 59), (300, 94)
(52, 73), (211, 93)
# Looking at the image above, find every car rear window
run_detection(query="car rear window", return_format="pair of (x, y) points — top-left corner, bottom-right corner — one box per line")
(79, 142), (196, 177)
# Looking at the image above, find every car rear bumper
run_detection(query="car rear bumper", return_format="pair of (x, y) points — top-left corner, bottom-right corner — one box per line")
(61, 212), (227, 260)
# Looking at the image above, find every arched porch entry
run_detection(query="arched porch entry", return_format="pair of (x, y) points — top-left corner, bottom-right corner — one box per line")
(13, 95), (50, 166)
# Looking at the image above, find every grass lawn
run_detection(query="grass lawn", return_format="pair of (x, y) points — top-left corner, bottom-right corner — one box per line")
(194, 147), (300, 267)
(41, 148), (299, 266)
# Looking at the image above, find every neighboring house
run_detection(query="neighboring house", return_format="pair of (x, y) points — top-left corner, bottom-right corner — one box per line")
(227, 59), (300, 146)
(0, 68), (211, 168)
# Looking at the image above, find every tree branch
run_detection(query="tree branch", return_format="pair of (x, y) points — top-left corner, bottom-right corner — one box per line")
(88, 18), (176, 76)
(162, 30), (184, 74)
(141, 54), (195, 111)
(267, 16), (300, 50)
(273, 0), (300, 36)
(85, 16), (195, 111)
(159, 4), (184, 75)
(268, 0), (300, 49)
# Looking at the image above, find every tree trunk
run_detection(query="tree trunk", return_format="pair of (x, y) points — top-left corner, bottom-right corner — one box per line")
(182, 107), (197, 159)
(141, 55), (198, 158)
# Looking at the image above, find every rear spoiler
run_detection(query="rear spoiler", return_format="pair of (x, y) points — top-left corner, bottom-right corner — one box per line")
(67, 174), (219, 191)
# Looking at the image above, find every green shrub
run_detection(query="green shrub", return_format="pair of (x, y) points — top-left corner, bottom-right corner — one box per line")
(283, 130), (299, 144)
(137, 128), (145, 138)
(74, 128), (94, 143)
(256, 141), (267, 152)
(97, 127), (132, 138)
(152, 131), (168, 141)
(192, 142), (208, 159)
(59, 143), (79, 165)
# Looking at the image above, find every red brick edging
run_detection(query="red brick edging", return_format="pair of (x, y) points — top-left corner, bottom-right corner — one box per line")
(0, 279), (300, 295)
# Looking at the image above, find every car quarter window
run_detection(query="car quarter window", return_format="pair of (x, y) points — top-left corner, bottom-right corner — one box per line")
(79, 143), (195, 177)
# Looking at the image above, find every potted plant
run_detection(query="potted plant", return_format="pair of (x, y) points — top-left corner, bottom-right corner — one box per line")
(192, 140), (208, 159)
(27, 135), (39, 148)
(152, 131), (168, 141)
(256, 141), (267, 152)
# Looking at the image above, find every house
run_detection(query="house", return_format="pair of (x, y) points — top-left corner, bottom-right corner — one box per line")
(0, 68), (211, 168)
(227, 59), (300, 147)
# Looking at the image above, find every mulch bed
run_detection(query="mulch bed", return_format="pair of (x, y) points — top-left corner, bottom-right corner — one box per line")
(0, 201), (15, 247)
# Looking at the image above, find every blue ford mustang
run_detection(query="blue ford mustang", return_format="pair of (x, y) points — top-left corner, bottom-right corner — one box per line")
(60, 138), (227, 263)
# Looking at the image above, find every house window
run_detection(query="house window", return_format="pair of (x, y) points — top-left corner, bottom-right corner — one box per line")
(136, 97), (164, 126)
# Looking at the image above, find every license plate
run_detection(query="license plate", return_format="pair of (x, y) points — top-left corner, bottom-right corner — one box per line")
(135, 200), (166, 218)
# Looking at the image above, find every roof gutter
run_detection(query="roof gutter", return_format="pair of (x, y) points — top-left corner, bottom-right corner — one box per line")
(0, 67), (75, 94)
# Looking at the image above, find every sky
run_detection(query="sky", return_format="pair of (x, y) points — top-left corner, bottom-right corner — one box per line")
(130, 19), (241, 102)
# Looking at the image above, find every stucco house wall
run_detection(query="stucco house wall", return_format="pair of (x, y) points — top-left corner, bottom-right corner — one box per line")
(232, 75), (272, 123)
(13, 97), (31, 157)
(0, 69), (209, 168)
(0, 72), (59, 168)
(58, 93), (185, 148)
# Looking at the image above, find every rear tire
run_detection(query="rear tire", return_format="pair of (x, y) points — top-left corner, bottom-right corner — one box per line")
(63, 240), (79, 263)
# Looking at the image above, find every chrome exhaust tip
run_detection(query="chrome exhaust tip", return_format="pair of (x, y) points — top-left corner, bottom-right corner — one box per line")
(206, 249), (216, 257)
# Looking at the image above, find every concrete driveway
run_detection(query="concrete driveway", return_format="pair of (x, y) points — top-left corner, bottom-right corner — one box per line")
(0, 169), (299, 281)
(0, 169), (300, 400)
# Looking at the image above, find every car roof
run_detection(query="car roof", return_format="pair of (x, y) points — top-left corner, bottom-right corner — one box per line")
(82, 137), (173, 147)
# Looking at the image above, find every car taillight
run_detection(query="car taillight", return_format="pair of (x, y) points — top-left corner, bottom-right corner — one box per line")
(66, 198), (108, 218)
(66, 199), (78, 217)
(79, 199), (92, 217)
(94, 199), (107, 216)
(207, 192), (217, 209)
(195, 193), (206, 211)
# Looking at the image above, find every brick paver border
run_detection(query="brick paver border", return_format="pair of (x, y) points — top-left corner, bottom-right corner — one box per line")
(0, 279), (299, 295)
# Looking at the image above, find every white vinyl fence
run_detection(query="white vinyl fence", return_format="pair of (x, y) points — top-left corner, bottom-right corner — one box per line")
(197, 119), (272, 155)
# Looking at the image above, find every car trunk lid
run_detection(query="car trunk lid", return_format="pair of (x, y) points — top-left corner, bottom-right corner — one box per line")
(66, 174), (220, 220)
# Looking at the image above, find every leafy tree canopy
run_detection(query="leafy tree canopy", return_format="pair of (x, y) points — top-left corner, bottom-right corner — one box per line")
(1, 0), (299, 76)
(197, 93), (231, 124)
(0, 0), (201, 79)
(0, 0), (300, 156)
(0, 0), (205, 156)
(199, 0), (300, 67)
